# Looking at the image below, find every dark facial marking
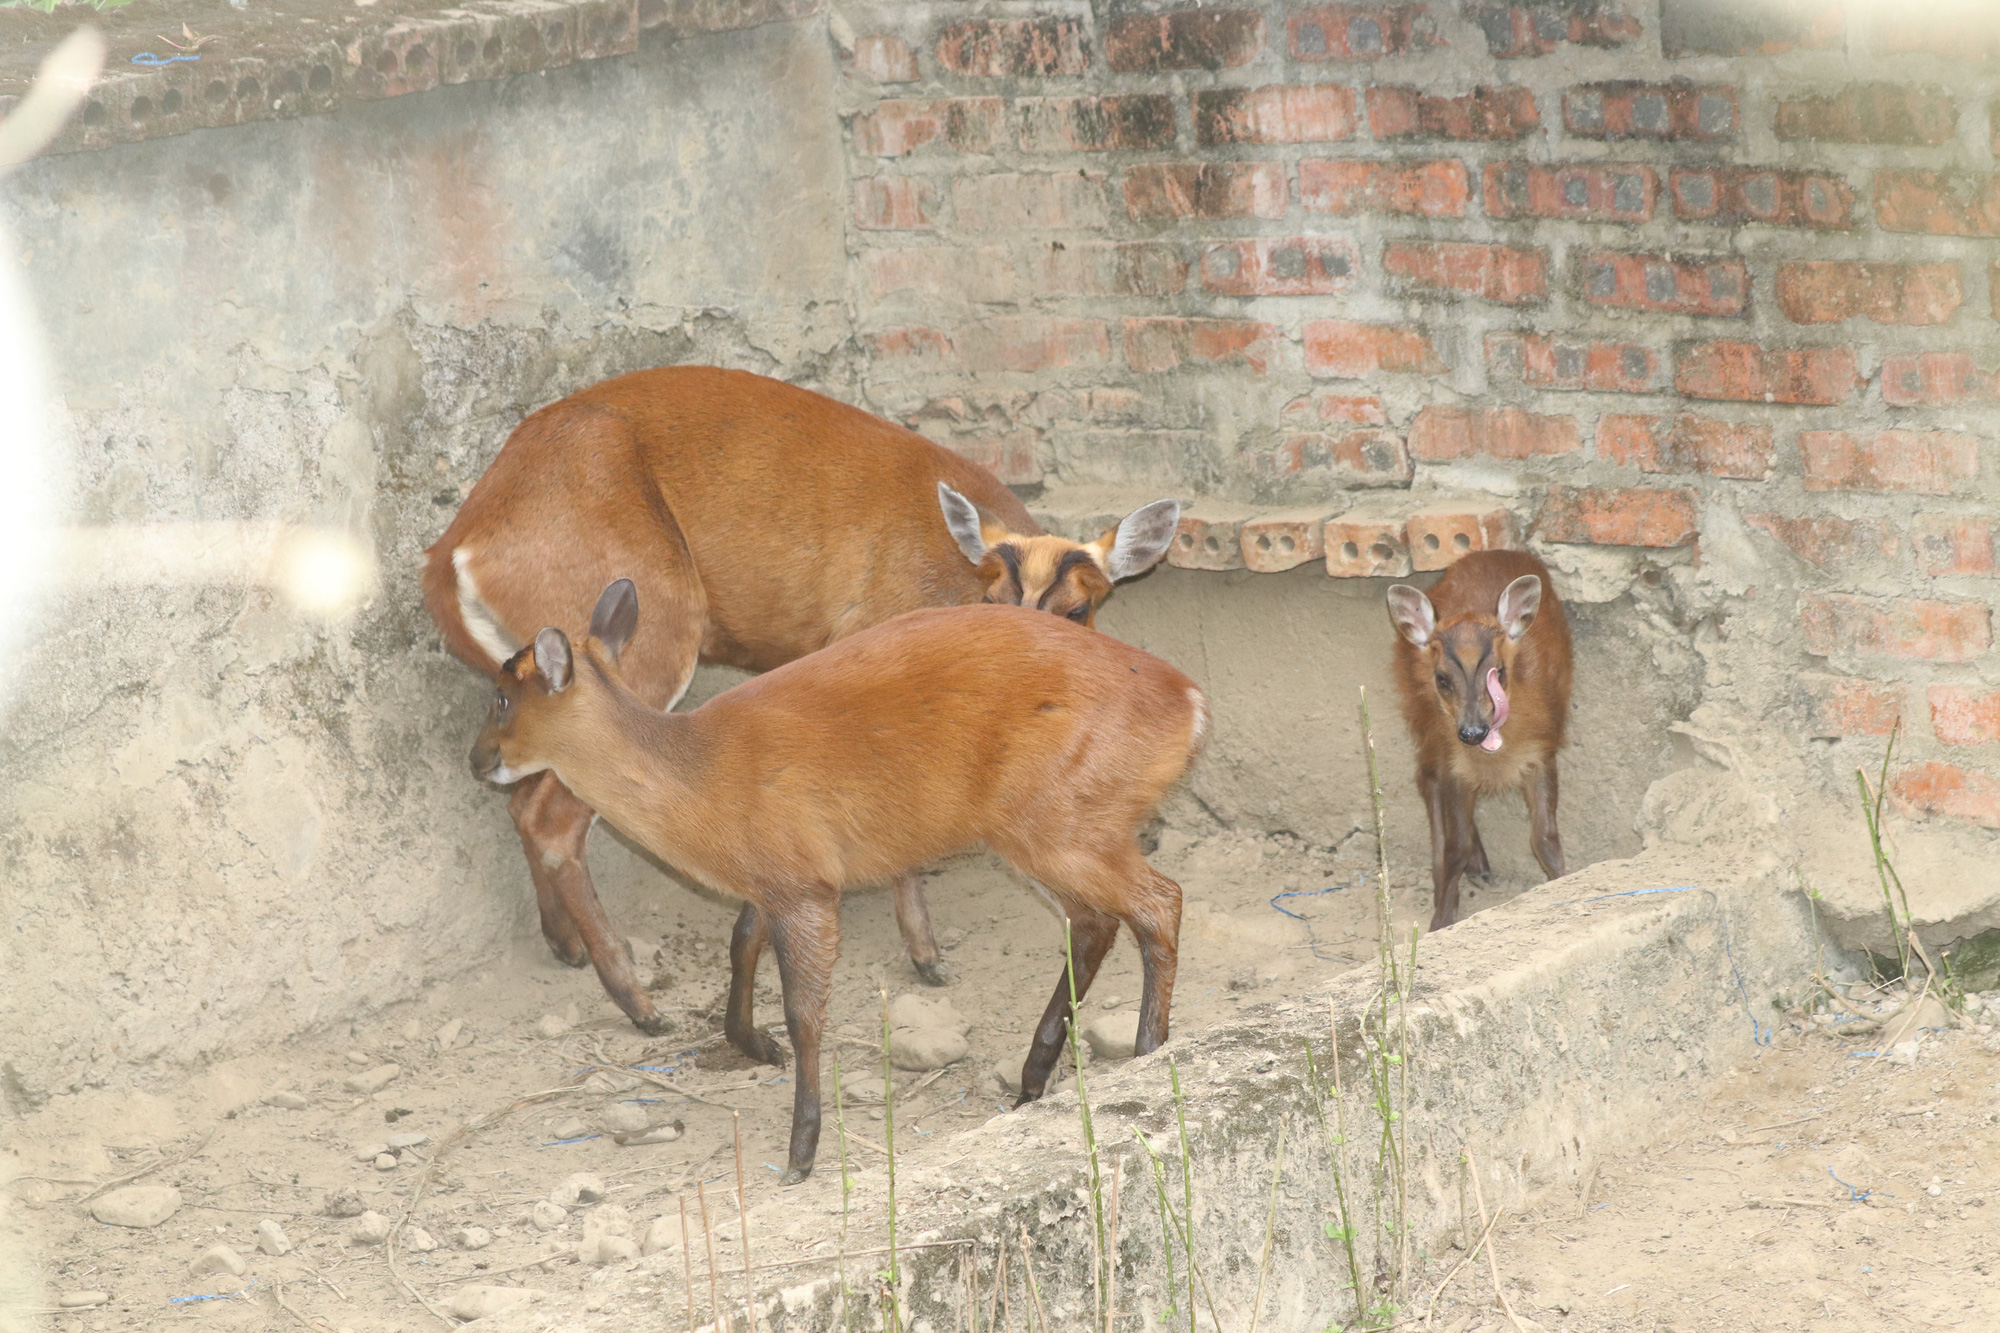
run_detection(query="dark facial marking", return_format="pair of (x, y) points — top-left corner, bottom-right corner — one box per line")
(992, 544), (1024, 603)
(1038, 549), (1098, 611)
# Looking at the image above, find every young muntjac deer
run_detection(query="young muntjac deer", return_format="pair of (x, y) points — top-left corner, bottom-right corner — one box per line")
(1386, 550), (1573, 931)
(472, 581), (1207, 1183)
(424, 366), (1178, 1033)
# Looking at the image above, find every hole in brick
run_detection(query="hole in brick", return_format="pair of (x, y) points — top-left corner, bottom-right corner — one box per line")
(236, 77), (261, 102)
(1563, 175), (1589, 207)
(484, 35), (503, 61)
(1633, 94), (1666, 133)
(1208, 248), (1241, 278)
(310, 64), (332, 91)
(1641, 568), (1662, 588)
(130, 96), (152, 124)
(1279, 535), (1296, 553)
(458, 39), (477, 64)
(586, 16), (605, 46)
(1423, 533), (1441, 552)
(1370, 541), (1394, 562)
(1294, 20), (1326, 55)
(1745, 174), (1778, 217)
(161, 89), (182, 115)
(83, 100), (106, 126)
(1348, 16), (1383, 54)
(1177, 534), (1195, 550)
(206, 80), (228, 104)
(408, 45), (432, 70)
(1203, 536), (1220, 554)
(1677, 173), (1715, 214)
(547, 22), (565, 47)
(1453, 532), (1471, 552)
(1613, 173), (1644, 213)
(377, 50), (401, 74)
(1342, 541), (1360, 561)
(1255, 534), (1272, 552)
(281, 67), (304, 96)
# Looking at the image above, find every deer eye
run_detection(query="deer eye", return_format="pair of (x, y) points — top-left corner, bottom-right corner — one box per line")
(495, 692), (510, 713)
(1434, 674), (1451, 693)
(1066, 604), (1090, 624)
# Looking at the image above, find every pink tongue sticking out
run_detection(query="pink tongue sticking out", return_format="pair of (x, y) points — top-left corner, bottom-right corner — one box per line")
(1481, 667), (1509, 752)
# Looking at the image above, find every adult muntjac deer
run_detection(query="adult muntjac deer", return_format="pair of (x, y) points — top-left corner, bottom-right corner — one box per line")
(472, 581), (1207, 1183)
(1385, 550), (1573, 931)
(423, 366), (1178, 1033)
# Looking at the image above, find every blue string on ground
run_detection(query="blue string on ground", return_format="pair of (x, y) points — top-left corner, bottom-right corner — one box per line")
(1827, 1167), (1894, 1202)
(1551, 885), (1771, 1048)
(170, 1281), (256, 1304)
(542, 1134), (602, 1146)
(1268, 876), (1363, 962)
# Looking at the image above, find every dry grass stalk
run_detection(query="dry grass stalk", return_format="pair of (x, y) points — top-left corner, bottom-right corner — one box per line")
(1464, 1145), (1529, 1333)
(1104, 1156), (1121, 1333)
(698, 1177), (721, 1328)
(681, 1195), (695, 1333)
(1246, 1123), (1286, 1333)
(733, 1112), (755, 1332)
(1017, 1225), (1050, 1333)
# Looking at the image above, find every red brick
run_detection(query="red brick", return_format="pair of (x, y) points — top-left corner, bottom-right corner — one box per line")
(1564, 82), (1737, 140)
(854, 176), (938, 230)
(1876, 8), (2000, 62)
(1675, 342), (1859, 405)
(1258, 432), (1413, 488)
(1288, 5), (1443, 61)
(1801, 431), (1980, 496)
(1240, 508), (1335, 572)
(1487, 333), (1665, 394)
(1801, 593), (1991, 663)
(1202, 237), (1359, 296)
(1410, 406), (1578, 461)
(1913, 515), (1996, 577)
(1306, 320), (1446, 378)
(935, 19), (1088, 77)
(1300, 159), (1469, 217)
(1537, 487), (1697, 547)
(1105, 10), (1264, 71)
(1880, 352), (2000, 407)
(864, 246), (1016, 303)
(1384, 241), (1546, 304)
(1798, 674), (1905, 738)
(1279, 391), (1388, 427)
(1168, 509), (1249, 571)
(867, 326), (954, 366)
(955, 317), (1110, 373)
(1194, 85), (1357, 145)
(1365, 84), (1539, 140)
(1408, 506), (1518, 571)
(1775, 262), (1962, 327)
(1123, 318), (1279, 374)
(1872, 171), (2000, 238)
(853, 33), (919, 83)
(1598, 414), (1774, 480)
(954, 173), (1109, 231)
(944, 429), (1042, 486)
(1745, 514), (1897, 567)
(1124, 163), (1287, 220)
(1475, 5), (1642, 58)
(1017, 96), (1176, 152)
(854, 99), (1005, 157)
(1034, 241), (1187, 297)
(1671, 168), (1853, 229)
(1994, 260), (2000, 318)
(1892, 761), (2000, 829)
(1931, 687), (2000, 746)
(1324, 513), (1412, 577)
(1484, 162), (1656, 222)
(1775, 85), (1957, 146)
(1580, 252), (1746, 317)
(1659, 0), (1843, 56)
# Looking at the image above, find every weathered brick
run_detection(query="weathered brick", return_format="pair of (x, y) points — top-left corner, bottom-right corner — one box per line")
(1745, 514), (1897, 567)
(1675, 342), (1859, 405)
(1325, 513), (1412, 577)
(944, 429), (1042, 486)
(1408, 506), (1518, 571)
(1800, 430), (1980, 495)
(955, 317), (1110, 373)
(1580, 252), (1747, 317)
(1912, 515), (1996, 577)
(854, 98), (1005, 157)
(1775, 85), (1956, 146)
(1892, 761), (2000, 829)
(1537, 487), (1697, 547)
(1484, 162), (1656, 222)
(865, 246), (1016, 303)
(1105, 10), (1264, 71)
(1124, 163), (1287, 221)
(1472, 4), (1642, 58)
(954, 173), (1109, 231)
(1880, 352), (2000, 407)
(1599, 415), (1774, 480)
(1409, 406), (1578, 461)
(1202, 237), (1359, 295)
(1798, 674), (1905, 739)
(1017, 96), (1176, 152)
(1931, 687), (2000, 746)
(1671, 167), (1853, 229)
(1876, 9), (2000, 62)
(1366, 84), (1539, 140)
(1775, 262), (1961, 327)
(1123, 317), (1279, 374)
(1299, 159), (1468, 217)
(1280, 391), (1388, 427)
(1563, 82), (1737, 140)
(1486, 333), (1665, 394)
(1194, 85), (1357, 145)
(1241, 508), (1335, 573)
(1168, 508), (1250, 571)
(867, 326), (954, 366)
(935, 18), (1088, 77)
(1026, 388), (1146, 425)
(1658, 0), (1843, 57)
(1033, 241), (1187, 297)
(1872, 171), (2000, 238)
(853, 33), (919, 83)
(854, 176), (938, 230)
(1384, 241), (1546, 304)
(1288, 5), (1442, 61)
(1306, 320), (1447, 378)
(1800, 593), (1991, 662)
(1259, 431), (1412, 488)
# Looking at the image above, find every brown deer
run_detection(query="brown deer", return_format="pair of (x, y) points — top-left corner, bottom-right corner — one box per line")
(471, 581), (1206, 1183)
(423, 366), (1178, 1032)
(1386, 550), (1573, 931)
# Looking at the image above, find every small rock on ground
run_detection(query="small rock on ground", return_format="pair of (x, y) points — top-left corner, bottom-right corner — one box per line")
(454, 1226), (494, 1250)
(888, 1026), (969, 1071)
(888, 993), (971, 1036)
(323, 1187), (366, 1218)
(639, 1216), (677, 1256)
(89, 1186), (182, 1229)
(614, 1123), (683, 1146)
(263, 1090), (309, 1110)
(405, 1226), (439, 1252)
(550, 1117), (590, 1141)
(343, 1063), (400, 1095)
(253, 1219), (292, 1256)
(448, 1286), (544, 1321)
(1082, 1012), (1141, 1060)
(1882, 997), (1951, 1047)
(532, 1200), (568, 1231)
(600, 1103), (651, 1134)
(56, 1293), (109, 1309)
(374, 1153), (399, 1171)
(190, 1244), (248, 1277)
(578, 1235), (640, 1265)
(838, 1074), (887, 1104)
(436, 1017), (464, 1048)
(535, 1013), (571, 1038)
(348, 1211), (391, 1245)
(550, 1172), (606, 1206)
(387, 1131), (429, 1150)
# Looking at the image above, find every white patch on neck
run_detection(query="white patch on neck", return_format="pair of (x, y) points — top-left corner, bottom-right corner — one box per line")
(453, 547), (521, 667)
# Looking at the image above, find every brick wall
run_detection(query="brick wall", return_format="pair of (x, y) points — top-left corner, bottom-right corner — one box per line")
(831, 0), (1998, 842)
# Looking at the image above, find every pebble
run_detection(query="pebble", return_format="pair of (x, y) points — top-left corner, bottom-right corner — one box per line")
(551, 1172), (607, 1206)
(551, 1117), (591, 1141)
(343, 1064), (401, 1095)
(1888, 1039), (1923, 1067)
(601, 1103), (652, 1134)
(1082, 1012), (1141, 1061)
(56, 1293), (109, 1309)
(532, 1200), (569, 1231)
(349, 1210), (391, 1245)
(536, 1013), (571, 1039)
(889, 1026), (969, 1071)
(190, 1244), (248, 1277)
(356, 1143), (392, 1162)
(264, 1090), (310, 1111)
(888, 993), (971, 1036)
(89, 1186), (183, 1229)
(346, 1050), (373, 1066)
(324, 1188), (366, 1218)
(374, 1153), (399, 1172)
(387, 1131), (429, 1150)
(584, 1290), (611, 1312)
(454, 1226), (494, 1250)
(988, 1060), (1022, 1097)
(614, 1123), (683, 1147)
(583, 1070), (643, 1095)
(448, 1286), (544, 1322)
(405, 1226), (439, 1252)
(639, 1216), (677, 1256)
(254, 1219), (292, 1256)
(401, 1019), (423, 1041)
(838, 1074), (887, 1105)
(577, 1235), (640, 1265)
(1883, 997), (1952, 1047)
(436, 1018), (464, 1049)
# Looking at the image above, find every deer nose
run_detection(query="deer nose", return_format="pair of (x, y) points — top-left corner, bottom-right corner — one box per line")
(1457, 723), (1489, 746)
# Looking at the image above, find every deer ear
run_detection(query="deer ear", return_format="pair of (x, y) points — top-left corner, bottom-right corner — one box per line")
(1094, 499), (1180, 581)
(590, 578), (639, 661)
(1497, 575), (1541, 641)
(1386, 585), (1436, 647)
(937, 483), (990, 565)
(533, 627), (573, 693)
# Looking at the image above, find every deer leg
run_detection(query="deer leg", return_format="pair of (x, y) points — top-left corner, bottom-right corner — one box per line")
(1017, 902), (1120, 1106)
(1526, 761), (1566, 882)
(1460, 784), (1489, 879)
(508, 773), (588, 968)
(766, 893), (839, 1185)
(1125, 864), (1183, 1058)
(725, 902), (788, 1068)
(1424, 770), (1479, 931)
(893, 872), (954, 986)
